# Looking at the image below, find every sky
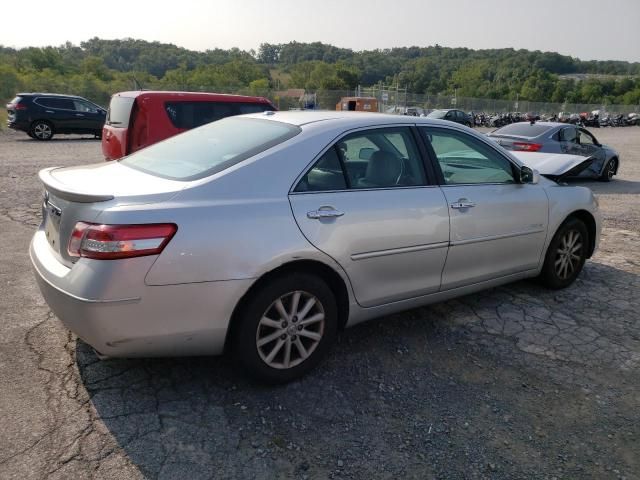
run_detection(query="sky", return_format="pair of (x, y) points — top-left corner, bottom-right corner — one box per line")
(1, 0), (639, 63)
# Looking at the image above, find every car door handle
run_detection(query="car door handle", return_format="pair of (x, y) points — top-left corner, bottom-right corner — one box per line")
(307, 207), (345, 219)
(450, 199), (476, 209)
(45, 110), (54, 113)
(75, 113), (84, 117)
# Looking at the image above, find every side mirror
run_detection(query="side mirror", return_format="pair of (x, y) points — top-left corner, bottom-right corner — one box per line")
(520, 166), (540, 184)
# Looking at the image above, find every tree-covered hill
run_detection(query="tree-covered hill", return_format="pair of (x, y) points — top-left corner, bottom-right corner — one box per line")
(1, 38), (639, 106)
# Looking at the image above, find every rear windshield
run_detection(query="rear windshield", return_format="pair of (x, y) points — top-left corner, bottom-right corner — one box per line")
(164, 100), (274, 129)
(493, 123), (553, 137)
(427, 110), (447, 119)
(9, 96), (22, 104)
(119, 117), (300, 181)
(107, 96), (135, 126)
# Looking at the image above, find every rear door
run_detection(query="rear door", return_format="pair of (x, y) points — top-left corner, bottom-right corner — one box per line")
(289, 126), (450, 307)
(420, 126), (548, 290)
(35, 97), (76, 131)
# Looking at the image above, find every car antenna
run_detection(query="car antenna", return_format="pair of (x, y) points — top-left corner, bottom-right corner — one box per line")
(132, 76), (145, 91)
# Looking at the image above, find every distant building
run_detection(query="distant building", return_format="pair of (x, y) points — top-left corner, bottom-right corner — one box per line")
(336, 96), (378, 112)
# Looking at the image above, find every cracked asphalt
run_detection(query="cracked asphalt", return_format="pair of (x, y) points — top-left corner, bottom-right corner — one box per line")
(0, 127), (639, 480)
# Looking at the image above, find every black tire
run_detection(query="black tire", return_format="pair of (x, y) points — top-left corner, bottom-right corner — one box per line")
(598, 158), (617, 182)
(538, 218), (588, 289)
(30, 120), (54, 141)
(27, 131), (35, 139)
(231, 273), (338, 383)
(94, 130), (102, 140)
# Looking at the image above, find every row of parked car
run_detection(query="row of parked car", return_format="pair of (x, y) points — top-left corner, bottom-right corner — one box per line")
(5, 91), (276, 158)
(5, 93), (620, 182)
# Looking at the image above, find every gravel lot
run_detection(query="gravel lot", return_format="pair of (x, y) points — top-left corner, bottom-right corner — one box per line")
(0, 126), (639, 480)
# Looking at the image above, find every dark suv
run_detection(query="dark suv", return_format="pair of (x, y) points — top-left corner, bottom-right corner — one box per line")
(426, 109), (473, 127)
(6, 93), (106, 140)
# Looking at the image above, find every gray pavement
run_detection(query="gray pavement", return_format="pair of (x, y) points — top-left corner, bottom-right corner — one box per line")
(0, 127), (639, 479)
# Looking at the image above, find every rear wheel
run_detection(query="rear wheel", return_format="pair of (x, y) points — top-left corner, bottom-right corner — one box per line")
(232, 273), (337, 383)
(599, 158), (616, 182)
(538, 218), (588, 289)
(31, 121), (54, 141)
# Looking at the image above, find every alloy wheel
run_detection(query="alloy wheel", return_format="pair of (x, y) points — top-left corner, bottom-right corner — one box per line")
(33, 123), (52, 140)
(554, 229), (583, 280)
(607, 160), (616, 180)
(256, 290), (325, 369)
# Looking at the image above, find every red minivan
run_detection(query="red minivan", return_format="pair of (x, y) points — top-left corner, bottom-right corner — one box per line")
(102, 91), (276, 160)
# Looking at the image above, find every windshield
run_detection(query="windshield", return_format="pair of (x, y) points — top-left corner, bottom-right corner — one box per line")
(119, 117), (301, 181)
(427, 110), (447, 119)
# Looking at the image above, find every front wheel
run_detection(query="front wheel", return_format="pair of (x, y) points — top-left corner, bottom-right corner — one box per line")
(232, 273), (338, 383)
(599, 158), (616, 182)
(538, 218), (588, 289)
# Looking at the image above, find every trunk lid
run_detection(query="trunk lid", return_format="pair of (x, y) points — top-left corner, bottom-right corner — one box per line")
(38, 162), (186, 267)
(512, 151), (594, 181)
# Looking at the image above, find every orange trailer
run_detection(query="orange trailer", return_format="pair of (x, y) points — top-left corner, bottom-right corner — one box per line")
(336, 96), (378, 112)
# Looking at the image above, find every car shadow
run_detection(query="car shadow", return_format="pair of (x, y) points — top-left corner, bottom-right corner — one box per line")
(75, 261), (640, 478)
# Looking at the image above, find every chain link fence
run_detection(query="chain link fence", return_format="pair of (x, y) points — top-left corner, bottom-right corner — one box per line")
(4, 81), (640, 116)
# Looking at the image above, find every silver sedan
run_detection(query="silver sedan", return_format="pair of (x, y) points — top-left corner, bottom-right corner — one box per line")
(31, 112), (601, 383)
(487, 121), (620, 181)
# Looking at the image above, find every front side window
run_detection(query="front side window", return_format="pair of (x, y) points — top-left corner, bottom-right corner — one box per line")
(295, 127), (427, 192)
(73, 100), (98, 113)
(120, 117), (300, 181)
(578, 129), (596, 145)
(422, 128), (516, 185)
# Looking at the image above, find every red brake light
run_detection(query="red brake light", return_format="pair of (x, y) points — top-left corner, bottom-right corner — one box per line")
(12, 103), (28, 110)
(513, 142), (542, 152)
(68, 223), (177, 260)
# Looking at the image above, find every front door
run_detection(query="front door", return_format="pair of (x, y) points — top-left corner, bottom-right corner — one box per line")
(420, 126), (549, 290)
(289, 126), (450, 307)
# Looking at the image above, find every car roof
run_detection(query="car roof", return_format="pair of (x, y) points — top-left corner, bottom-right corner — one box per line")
(242, 110), (485, 134)
(113, 91), (271, 103)
(17, 92), (85, 99)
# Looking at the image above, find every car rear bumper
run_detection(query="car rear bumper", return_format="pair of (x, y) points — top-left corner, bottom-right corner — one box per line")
(30, 230), (253, 357)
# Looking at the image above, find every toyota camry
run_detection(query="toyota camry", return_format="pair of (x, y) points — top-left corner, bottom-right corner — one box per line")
(31, 111), (601, 383)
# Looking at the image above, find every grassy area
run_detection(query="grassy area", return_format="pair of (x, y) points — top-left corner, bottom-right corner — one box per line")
(0, 110), (7, 130)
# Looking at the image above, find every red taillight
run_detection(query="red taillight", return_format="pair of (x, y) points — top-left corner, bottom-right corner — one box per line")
(513, 142), (542, 152)
(11, 103), (28, 110)
(67, 223), (177, 260)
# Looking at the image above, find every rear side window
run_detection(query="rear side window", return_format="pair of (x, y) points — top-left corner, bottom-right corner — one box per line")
(120, 117), (300, 181)
(494, 123), (553, 137)
(164, 101), (274, 129)
(9, 96), (22, 104)
(36, 97), (75, 110)
(107, 96), (135, 126)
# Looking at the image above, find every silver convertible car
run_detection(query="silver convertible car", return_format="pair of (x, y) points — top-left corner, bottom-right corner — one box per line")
(487, 121), (620, 181)
(31, 112), (601, 382)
